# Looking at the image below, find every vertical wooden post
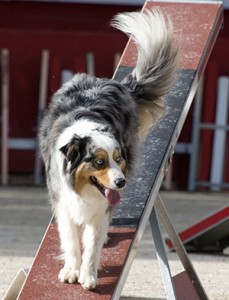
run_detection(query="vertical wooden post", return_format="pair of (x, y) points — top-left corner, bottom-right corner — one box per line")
(34, 49), (49, 185)
(1, 49), (9, 185)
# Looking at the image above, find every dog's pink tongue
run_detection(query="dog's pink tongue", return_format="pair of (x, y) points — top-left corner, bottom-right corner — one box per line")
(105, 189), (120, 207)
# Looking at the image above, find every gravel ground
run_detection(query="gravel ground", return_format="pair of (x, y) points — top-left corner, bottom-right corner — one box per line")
(0, 186), (228, 299)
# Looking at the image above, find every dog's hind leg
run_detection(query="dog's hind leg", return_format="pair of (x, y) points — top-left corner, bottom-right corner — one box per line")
(57, 210), (82, 284)
(79, 213), (110, 290)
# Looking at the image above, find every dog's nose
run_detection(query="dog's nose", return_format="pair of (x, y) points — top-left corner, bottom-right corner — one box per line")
(115, 178), (126, 189)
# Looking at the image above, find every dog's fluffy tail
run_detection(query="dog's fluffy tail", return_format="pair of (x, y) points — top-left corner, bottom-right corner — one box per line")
(112, 9), (178, 138)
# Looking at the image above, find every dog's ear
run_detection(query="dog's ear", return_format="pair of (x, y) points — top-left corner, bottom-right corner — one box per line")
(60, 135), (90, 173)
(60, 135), (80, 162)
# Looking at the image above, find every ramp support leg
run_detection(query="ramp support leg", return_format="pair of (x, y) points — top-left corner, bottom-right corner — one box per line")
(151, 194), (209, 300)
(150, 207), (176, 300)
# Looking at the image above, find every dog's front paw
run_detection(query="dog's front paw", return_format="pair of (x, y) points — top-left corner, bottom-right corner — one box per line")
(58, 267), (80, 284)
(78, 270), (97, 290)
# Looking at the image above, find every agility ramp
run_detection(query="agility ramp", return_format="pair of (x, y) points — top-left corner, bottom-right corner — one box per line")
(9, 1), (223, 299)
(166, 205), (229, 252)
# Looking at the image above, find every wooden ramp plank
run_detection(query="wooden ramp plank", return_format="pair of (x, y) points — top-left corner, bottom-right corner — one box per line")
(120, 1), (223, 71)
(113, 0), (223, 225)
(18, 223), (135, 300)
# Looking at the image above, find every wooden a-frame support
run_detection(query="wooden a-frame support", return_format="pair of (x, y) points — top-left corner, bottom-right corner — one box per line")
(151, 195), (208, 299)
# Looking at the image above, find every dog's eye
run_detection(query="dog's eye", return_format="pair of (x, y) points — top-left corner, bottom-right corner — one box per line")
(94, 159), (105, 167)
(116, 156), (122, 164)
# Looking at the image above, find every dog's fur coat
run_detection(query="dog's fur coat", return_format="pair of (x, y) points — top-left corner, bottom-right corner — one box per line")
(39, 9), (178, 290)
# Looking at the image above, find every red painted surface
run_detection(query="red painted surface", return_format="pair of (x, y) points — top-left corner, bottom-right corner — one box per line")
(173, 271), (200, 300)
(166, 205), (229, 250)
(198, 62), (218, 185)
(121, 1), (223, 71)
(196, 10), (229, 189)
(18, 224), (136, 300)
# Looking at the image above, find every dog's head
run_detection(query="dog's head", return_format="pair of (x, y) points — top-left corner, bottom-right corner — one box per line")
(59, 132), (126, 206)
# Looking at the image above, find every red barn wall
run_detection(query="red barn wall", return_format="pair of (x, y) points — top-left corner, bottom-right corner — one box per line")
(0, 2), (229, 189)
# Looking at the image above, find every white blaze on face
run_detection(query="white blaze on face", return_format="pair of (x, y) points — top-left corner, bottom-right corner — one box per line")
(107, 158), (124, 188)
(92, 133), (126, 206)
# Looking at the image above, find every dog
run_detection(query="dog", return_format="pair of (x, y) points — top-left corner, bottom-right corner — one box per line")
(39, 9), (178, 290)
